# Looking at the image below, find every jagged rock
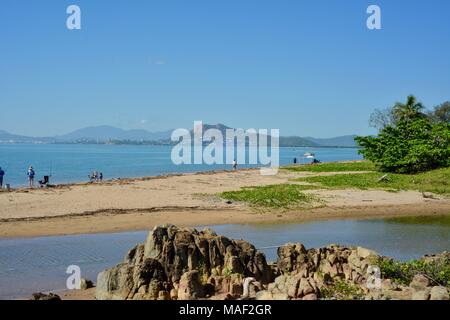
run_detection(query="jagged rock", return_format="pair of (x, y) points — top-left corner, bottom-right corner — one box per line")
(302, 293), (318, 300)
(255, 290), (289, 300)
(286, 275), (301, 298)
(298, 278), (316, 298)
(381, 279), (399, 291)
(276, 243), (306, 273)
(412, 289), (431, 300)
(255, 290), (273, 300)
(410, 274), (430, 291)
(170, 288), (178, 300)
(356, 247), (378, 259)
(272, 292), (289, 300)
(430, 286), (450, 300)
(95, 225), (449, 301)
(158, 290), (170, 300)
(96, 225), (273, 300)
(178, 270), (205, 300)
(96, 257), (167, 300)
(248, 281), (263, 299)
(80, 278), (94, 290)
(30, 292), (61, 300)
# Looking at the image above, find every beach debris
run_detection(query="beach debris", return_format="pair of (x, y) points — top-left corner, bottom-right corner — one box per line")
(377, 174), (389, 182)
(30, 292), (61, 300)
(422, 192), (438, 200)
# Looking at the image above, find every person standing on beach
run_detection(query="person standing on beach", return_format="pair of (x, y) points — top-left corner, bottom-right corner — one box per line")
(0, 167), (4, 188)
(232, 159), (237, 170)
(27, 166), (35, 188)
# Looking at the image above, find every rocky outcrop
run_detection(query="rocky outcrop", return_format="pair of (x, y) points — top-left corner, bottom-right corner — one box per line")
(80, 278), (94, 290)
(254, 243), (380, 300)
(96, 225), (449, 300)
(30, 292), (61, 300)
(96, 225), (273, 300)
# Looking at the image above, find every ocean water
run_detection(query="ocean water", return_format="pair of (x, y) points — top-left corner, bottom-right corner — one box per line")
(0, 144), (362, 187)
(0, 216), (449, 299)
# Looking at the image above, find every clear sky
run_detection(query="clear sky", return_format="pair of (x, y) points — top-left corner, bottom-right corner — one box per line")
(1, 0), (449, 137)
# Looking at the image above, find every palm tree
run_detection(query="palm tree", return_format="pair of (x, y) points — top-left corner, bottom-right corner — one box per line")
(392, 95), (425, 122)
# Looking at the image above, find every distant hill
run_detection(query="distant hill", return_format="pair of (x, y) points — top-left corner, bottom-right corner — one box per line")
(304, 135), (358, 147)
(188, 124), (319, 147)
(279, 136), (319, 147)
(55, 125), (173, 142)
(0, 130), (55, 143)
(0, 126), (359, 147)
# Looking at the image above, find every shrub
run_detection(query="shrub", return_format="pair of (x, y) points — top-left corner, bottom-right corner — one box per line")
(377, 256), (450, 287)
(356, 117), (450, 173)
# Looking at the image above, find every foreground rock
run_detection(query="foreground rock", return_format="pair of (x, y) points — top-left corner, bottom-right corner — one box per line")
(80, 278), (94, 290)
(96, 225), (450, 300)
(30, 292), (61, 300)
(96, 225), (273, 300)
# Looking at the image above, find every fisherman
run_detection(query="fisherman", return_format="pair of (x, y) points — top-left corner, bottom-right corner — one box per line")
(0, 167), (5, 188)
(27, 166), (35, 188)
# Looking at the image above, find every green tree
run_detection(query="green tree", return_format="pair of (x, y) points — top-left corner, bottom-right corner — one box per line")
(427, 101), (450, 124)
(356, 101), (450, 173)
(392, 95), (425, 122)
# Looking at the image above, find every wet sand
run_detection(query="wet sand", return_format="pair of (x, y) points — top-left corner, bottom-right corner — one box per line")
(1, 168), (449, 238)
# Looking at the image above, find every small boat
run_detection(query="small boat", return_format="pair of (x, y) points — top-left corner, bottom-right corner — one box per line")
(303, 152), (315, 159)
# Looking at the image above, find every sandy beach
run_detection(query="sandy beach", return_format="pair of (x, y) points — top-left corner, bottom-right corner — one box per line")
(1, 167), (449, 238)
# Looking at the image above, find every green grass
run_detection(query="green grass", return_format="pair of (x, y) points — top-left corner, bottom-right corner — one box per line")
(283, 161), (376, 172)
(295, 167), (450, 195)
(220, 184), (320, 209)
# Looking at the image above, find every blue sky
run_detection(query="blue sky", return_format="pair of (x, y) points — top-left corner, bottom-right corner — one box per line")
(1, 0), (449, 137)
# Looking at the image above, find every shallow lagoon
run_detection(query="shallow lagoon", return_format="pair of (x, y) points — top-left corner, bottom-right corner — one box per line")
(0, 215), (449, 299)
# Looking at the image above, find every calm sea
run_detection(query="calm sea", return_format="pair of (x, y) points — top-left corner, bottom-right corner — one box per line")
(0, 144), (362, 187)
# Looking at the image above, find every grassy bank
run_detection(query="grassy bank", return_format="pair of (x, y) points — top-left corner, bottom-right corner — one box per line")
(295, 167), (450, 195)
(220, 184), (320, 209)
(219, 161), (449, 209)
(283, 161), (376, 172)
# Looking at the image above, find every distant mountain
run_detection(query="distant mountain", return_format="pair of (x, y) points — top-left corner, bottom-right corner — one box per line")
(279, 136), (320, 147)
(55, 125), (173, 142)
(0, 130), (55, 143)
(188, 124), (319, 147)
(304, 135), (358, 147)
(0, 126), (359, 147)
